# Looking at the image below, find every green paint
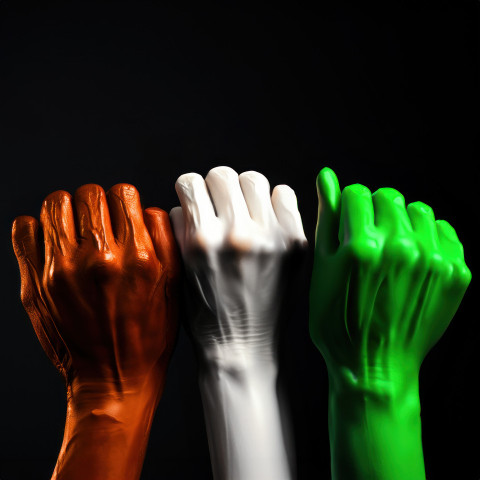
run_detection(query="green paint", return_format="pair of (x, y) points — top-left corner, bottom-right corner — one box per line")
(309, 167), (471, 480)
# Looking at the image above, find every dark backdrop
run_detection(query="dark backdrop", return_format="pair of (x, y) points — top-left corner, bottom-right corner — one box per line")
(0, 1), (478, 479)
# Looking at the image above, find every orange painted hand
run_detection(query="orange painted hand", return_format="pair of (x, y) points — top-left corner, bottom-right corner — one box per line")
(12, 184), (180, 480)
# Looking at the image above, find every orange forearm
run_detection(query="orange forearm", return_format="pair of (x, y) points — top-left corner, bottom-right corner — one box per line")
(52, 374), (164, 480)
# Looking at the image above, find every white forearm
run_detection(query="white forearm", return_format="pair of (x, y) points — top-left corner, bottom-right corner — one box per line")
(198, 359), (294, 480)
(171, 167), (307, 480)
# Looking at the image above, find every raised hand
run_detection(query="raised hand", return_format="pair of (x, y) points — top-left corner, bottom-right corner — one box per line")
(309, 168), (471, 480)
(171, 166), (306, 480)
(12, 184), (180, 480)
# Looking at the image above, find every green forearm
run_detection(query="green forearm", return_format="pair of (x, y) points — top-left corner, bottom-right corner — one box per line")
(328, 373), (425, 480)
(310, 167), (471, 480)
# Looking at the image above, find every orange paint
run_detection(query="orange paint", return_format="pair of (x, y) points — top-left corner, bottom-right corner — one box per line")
(12, 183), (180, 480)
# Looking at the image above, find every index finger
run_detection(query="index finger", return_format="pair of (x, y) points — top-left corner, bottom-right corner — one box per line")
(339, 183), (374, 245)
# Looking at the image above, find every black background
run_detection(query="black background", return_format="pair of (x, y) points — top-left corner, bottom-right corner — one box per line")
(0, 1), (478, 479)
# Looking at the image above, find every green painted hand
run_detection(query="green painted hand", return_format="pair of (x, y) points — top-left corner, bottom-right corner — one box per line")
(309, 168), (471, 480)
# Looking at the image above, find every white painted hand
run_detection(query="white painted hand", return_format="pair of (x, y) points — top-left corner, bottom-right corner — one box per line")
(171, 166), (306, 366)
(170, 166), (306, 480)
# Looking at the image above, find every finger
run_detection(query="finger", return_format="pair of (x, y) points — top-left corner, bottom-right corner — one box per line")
(205, 166), (250, 226)
(106, 183), (147, 244)
(175, 173), (217, 231)
(169, 206), (186, 253)
(40, 191), (77, 263)
(372, 187), (413, 235)
(271, 185), (307, 244)
(435, 219), (471, 290)
(407, 202), (440, 251)
(315, 167), (341, 255)
(12, 216), (67, 371)
(339, 183), (374, 244)
(239, 171), (277, 227)
(436, 219), (465, 260)
(144, 207), (181, 279)
(12, 216), (43, 284)
(12, 217), (44, 328)
(74, 184), (115, 250)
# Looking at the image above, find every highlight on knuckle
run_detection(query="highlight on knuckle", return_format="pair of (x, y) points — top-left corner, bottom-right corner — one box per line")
(188, 229), (213, 253)
(424, 251), (449, 276)
(43, 260), (69, 292)
(224, 229), (258, 254)
(82, 251), (121, 280)
(41, 191), (72, 218)
(342, 237), (379, 265)
(383, 236), (420, 266)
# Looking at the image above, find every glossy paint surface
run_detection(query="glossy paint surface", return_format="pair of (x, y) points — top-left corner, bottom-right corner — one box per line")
(12, 183), (180, 480)
(309, 168), (471, 480)
(171, 166), (307, 480)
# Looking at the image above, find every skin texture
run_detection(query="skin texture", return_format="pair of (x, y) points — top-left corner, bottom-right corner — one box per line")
(171, 166), (307, 480)
(309, 168), (472, 480)
(12, 184), (180, 480)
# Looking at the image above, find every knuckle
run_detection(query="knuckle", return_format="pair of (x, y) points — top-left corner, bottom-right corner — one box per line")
(135, 256), (161, 279)
(206, 166), (238, 182)
(187, 229), (216, 255)
(343, 183), (371, 198)
(43, 190), (72, 208)
(239, 170), (269, 188)
(12, 216), (38, 253)
(383, 237), (420, 265)
(373, 187), (405, 205)
(41, 190), (72, 217)
(44, 190), (72, 205)
(272, 184), (297, 205)
(117, 247), (161, 279)
(12, 216), (37, 233)
(175, 172), (204, 192)
(134, 248), (157, 267)
(343, 238), (379, 264)
(224, 229), (255, 253)
(273, 183), (295, 196)
(75, 184), (106, 202)
(144, 207), (168, 219)
(456, 263), (472, 287)
(43, 259), (69, 292)
(82, 252), (121, 280)
(408, 201), (434, 218)
(425, 251), (448, 275)
(108, 183), (139, 201)
(289, 236), (309, 252)
(187, 226), (224, 254)
(436, 219), (460, 241)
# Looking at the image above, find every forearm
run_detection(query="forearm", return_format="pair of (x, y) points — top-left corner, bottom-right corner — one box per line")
(327, 369), (425, 480)
(198, 356), (294, 480)
(52, 377), (162, 480)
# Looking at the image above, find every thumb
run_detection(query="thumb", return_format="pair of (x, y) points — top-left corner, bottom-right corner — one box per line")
(315, 167), (341, 256)
(12, 216), (68, 374)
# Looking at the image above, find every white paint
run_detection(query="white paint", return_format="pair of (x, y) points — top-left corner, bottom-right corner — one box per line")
(171, 166), (306, 480)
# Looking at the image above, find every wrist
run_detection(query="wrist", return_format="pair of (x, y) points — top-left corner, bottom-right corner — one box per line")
(328, 360), (420, 408)
(327, 364), (425, 480)
(53, 373), (163, 480)
(197, 345), (279, 383)
(67, 380), (160, 431)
